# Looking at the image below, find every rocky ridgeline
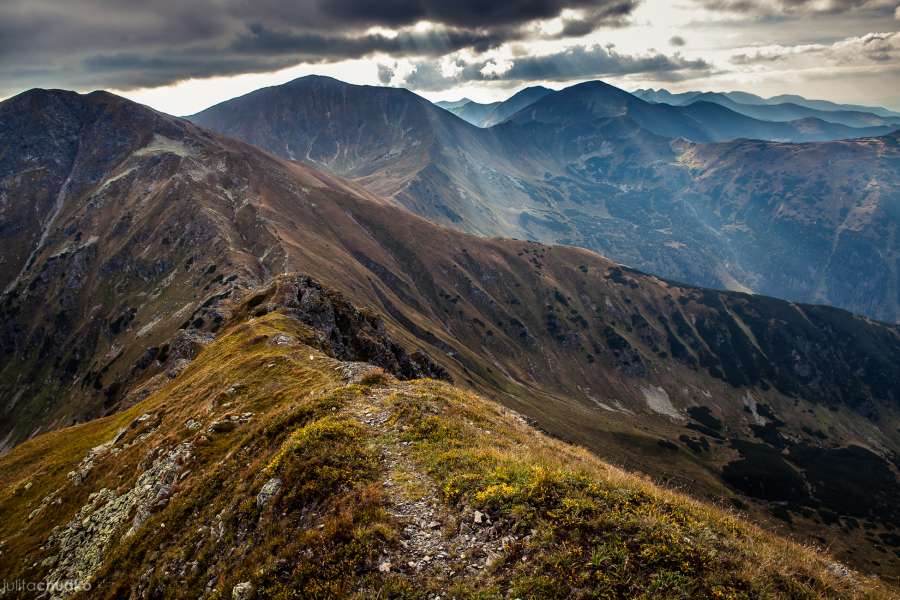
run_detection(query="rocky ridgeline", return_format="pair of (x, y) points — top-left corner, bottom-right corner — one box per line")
(224, 274), (450, 381)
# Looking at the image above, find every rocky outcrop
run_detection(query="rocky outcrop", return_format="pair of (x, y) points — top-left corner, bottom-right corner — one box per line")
(237, 275), (450, 382)
(255, 478), (282, 509)
(42, 442), (192, 597)
(232, 581), (254, 600)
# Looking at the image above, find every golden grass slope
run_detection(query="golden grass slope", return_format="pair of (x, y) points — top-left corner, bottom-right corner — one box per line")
(0, 302), (893, 599)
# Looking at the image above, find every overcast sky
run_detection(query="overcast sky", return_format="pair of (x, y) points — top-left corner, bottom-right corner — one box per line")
(1, 0), (898, 114)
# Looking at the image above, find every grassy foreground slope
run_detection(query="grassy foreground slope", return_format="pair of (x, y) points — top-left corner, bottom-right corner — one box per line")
(0, 278), (890, 599)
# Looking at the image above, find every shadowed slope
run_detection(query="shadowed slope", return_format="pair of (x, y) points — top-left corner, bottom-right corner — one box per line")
(437, 86), (552, 127)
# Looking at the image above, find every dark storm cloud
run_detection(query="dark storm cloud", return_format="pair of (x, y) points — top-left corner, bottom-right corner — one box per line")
(0, 0), (638, 95)
(229, 23), (504, 57)
(314, 0), (636, 29)
(384, 44), (712, 91)
(497, 46), (711, 80)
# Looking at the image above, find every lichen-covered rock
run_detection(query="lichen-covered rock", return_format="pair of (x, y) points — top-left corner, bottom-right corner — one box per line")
(337, 361), (384, 384)
(232, 581), (254, 600)
(66, 440), (114, 486)
(42, 442), (192, 599)
(269, 333), (296, 346)
(256, 477), (282, 509)
(208, 413), (253, 434)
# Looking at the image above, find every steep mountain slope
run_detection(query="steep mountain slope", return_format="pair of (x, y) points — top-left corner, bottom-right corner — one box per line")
(190, 77), (900, 321)
(186, 75), (526, 237)
(2, 284), (892, 598)
(677, 134), (900, 320)
(498, 114), (900, 322)
(0, 85), (432, 451)
(0, 89), (273, 450)
(184, 75), (443, 193)
(438, 86), (553, 127)
(4, 89), (900, 577)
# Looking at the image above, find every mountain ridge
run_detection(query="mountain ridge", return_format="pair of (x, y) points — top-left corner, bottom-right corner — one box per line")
(438, 86), (553, 127)
(685, 92), (900, 128)
(635, 87), (900, 119)
(512, 82), (897, 142)
(189, 76), (900, 322)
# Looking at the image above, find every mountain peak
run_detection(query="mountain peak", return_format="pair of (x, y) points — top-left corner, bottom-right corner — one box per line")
(513, 85), (551, 96)
(1, 86), (182, 143)
(11, 87), (79, 100)
(544, 79), (642, 109)
(441, 97), (473, 104)
(567, 79), (631, 95)
(3, 88), (109, 114)
(283, 73), (345, 87)
(505, 79), (639, 126)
